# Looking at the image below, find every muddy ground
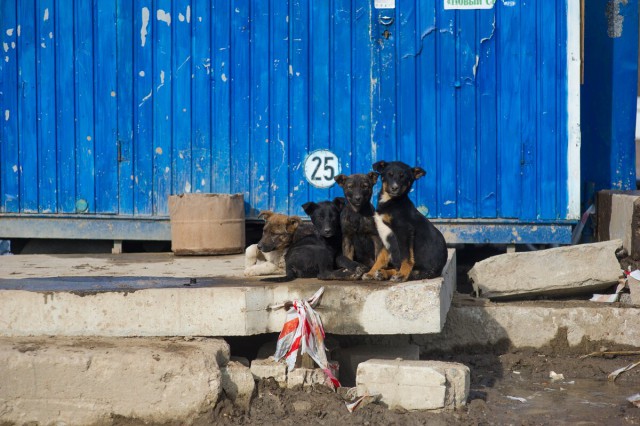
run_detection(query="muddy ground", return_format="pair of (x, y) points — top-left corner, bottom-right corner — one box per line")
(207, 347), (640, 426)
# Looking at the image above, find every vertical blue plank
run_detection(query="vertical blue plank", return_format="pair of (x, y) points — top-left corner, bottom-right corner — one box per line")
(556, 0), (568, 218)
(153, 0), (172, 214)
(74, 0), (96, 213)
(94, 0), (118, 213)
(416, 0), (437, 217)
(289, 0), (309, 215)
(352, 0), (372, 174)
(191, 0), (212, 195)
(436, 5), (456, 218)
(172, 0), (192, 196)
(330, 0), (352, 198)
(309, 1), (330, 204)
(116, 0), (133, 215)
(250, 0), (270, 213)
(476, 7), (497, 218)
(36, 0), (57, 213)
(17, 0), (39, 213)
(270, 0), (289, 213)
(538, 0), (557, 219)
(1, 0), (20, 212)
(396, 1), (417, 167)
(457, 10), (477, 218)
(372, 7), (396, 163)
(211, 0), (231, 194)
(133, 0), (153, 215)
(496, 1), (521, 218)
(520, 0), (537, 220)
(56, 0), (76, 214)
(230, 0), (250, 199)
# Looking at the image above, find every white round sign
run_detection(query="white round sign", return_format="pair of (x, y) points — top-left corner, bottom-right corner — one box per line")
(304, 149), (341, 189)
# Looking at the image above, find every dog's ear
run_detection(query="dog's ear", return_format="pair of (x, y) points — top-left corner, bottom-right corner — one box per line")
(333, 197), (346, 211)
(372, 161), (387, 174)
(367, 171), (379, 185)
(413, 167), (426, 180)
(302, 202), (318, 216)
(258, 210), (273, 221)
(287, 216), (301, 232)
(334, 174), (347, 187)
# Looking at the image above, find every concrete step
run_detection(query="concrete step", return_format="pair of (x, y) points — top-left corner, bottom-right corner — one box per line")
(0, 250), (456, 337)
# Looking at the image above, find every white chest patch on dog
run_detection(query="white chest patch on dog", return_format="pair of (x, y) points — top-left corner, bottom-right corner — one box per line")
(374, 213), (393, 250)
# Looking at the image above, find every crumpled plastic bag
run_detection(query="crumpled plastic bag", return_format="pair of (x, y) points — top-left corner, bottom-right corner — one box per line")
(274, 287), (340, 388)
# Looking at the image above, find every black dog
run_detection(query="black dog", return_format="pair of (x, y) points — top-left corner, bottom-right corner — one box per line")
(363, 161), (447, 282)
(263, 198), (349, 282)
(327, 172), (382, 279)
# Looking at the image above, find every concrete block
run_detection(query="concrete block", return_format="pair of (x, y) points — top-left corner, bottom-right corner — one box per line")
(0, 250), (456, 337)
(0, 337), (229, 426)
(414, 296), (640, 351)
(221, 360), (255, 410)
(469, 240), (623, 299)
(334, 344), (420, 386)
(250, 357), (287, 385)
(356, 359), (469, 411)
(597, 190), (640, 259)
(287, 368), (329, 388)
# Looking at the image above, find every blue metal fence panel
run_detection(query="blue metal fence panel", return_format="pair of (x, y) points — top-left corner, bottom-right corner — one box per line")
(0, 0), (578, 242)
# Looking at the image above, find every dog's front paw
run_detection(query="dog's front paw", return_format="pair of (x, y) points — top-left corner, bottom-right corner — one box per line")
(390, 273), (408, 283)
(362, 272), (375, 281)
(373, 270), (387, 281)
(354, 265), (367, 278)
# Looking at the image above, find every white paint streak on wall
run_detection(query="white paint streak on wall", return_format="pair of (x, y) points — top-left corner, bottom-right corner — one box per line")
(221, 73), (227, 82)
(472, 55), (479, 77)
(49, 32), (53, 39)
(186, 5), (191, 23)
(139, 70), (145, 77)
(185, 181), (192, 193)
(4, 110), (9, 121)
(11, 42), (15, 49)
(179, 13), (185, 22)
(138, 90), (152, 107)
(17, 25), (21, 37)
(2, 43), (7, 52)
(140, 7), (150, 46)
(44, 8), (49, 21)
(12, 165), (18, 173)
(157, 70), (165, 91)
(40, 42), (46, 49)
(177, 55), (191, 72)
(4, 56), (8, 63)
(6, 28), (13, 36)
(157, 9), (171, 26)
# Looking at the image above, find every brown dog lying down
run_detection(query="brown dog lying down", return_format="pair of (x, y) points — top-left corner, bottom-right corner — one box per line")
(244, 211), (313, 276)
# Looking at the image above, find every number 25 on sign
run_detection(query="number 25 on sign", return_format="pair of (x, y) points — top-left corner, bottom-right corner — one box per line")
(304, 150), (341, 189)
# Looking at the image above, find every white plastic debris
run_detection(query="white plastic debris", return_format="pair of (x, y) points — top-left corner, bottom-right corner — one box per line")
(627, 393), (640, 408)
(549, 371), (565, 381)
(590, 280), (626, 303)
(608, 360), (640, 382)
(506, 396), (527, 403)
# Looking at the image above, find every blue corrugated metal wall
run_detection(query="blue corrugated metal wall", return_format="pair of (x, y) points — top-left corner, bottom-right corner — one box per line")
(0, 1), (573, 239)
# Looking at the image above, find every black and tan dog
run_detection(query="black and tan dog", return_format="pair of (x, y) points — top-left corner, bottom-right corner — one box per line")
(363, 161), (447, 282)
(263, 198), (351, 282)
(327, 172), (382, 279)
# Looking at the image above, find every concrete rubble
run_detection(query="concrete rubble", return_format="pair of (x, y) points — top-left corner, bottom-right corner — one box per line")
(0, 337), (230, 426)
(356, 359), (470, 411)
(221, 359), (256, 410)
(333, 344), (420, 386)
(469, 240), (623, 299)
(597, 190), (640, 259)
(250, 357), (288, 386)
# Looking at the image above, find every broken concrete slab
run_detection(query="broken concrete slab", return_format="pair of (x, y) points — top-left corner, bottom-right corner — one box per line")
(0, 337), (229, 426)
(221, 360), (256, 410)
(333, 344), (420, 387)
(0, 250), (456, 336)
(356, 359), (469, 411)
(413, 296), (640, 351)
(287, 368), (329, 388)
(469, 240), (623, 299)
(597, 190), (640, 260)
